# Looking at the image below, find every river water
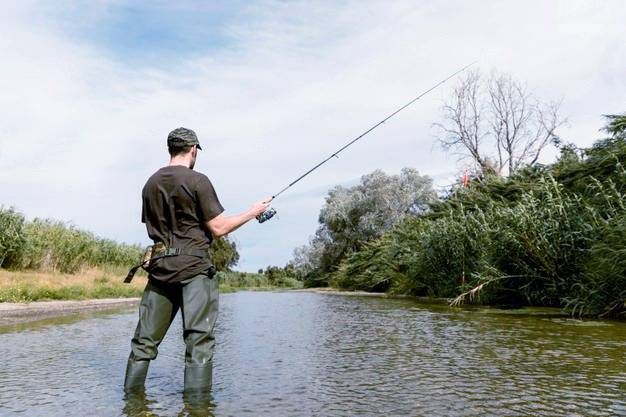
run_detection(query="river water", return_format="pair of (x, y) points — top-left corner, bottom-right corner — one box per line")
(0, 291), (624, 417)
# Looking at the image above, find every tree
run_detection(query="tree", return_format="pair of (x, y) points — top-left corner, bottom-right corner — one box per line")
(292, 168), (435, 282)
(603, 113), (626, 139)
(209, 236), (240, 271)
(435, 69), (566, 176)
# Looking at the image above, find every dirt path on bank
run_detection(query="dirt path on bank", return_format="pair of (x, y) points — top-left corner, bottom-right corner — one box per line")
(0, 298), (139, 326)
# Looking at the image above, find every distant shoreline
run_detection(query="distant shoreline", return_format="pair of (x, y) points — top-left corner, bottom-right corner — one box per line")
(292, 287), (450, 303)
(0, 288), (577, 328)
(0, 298), (139, 326)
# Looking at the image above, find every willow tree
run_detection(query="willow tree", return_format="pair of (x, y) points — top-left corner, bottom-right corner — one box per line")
(292, 168), (435, 282)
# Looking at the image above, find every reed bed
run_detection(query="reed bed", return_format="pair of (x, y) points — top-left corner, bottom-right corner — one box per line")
(0, 210), (142, 274)
(0, 208), (299, 302)
(329, 128), (626, 318)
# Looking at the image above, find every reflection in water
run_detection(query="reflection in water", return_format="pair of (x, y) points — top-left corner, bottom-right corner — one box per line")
(0, 292), (625, 416)
(122, 390), (215, 417)
(122, 391), (152, 417)
(180, 391), (216, 417)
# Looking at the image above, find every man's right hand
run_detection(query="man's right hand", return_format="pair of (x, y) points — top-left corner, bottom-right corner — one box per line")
(206, 197), (273, 237)
(251, 197), (272, 218)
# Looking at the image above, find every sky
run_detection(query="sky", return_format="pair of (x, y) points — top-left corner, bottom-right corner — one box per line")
(0, 0), (624, 271)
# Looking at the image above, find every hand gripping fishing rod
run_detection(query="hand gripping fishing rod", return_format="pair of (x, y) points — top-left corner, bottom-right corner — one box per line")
(256, 62), (476, 223)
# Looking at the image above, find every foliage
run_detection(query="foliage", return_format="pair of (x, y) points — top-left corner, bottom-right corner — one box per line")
(569, 213), (626, 318)
(0, 206), (242, 275)
(0, 207), (26, 268)
(0, 216), (143, 274)
(297, 114), (626, 317)
(209, 237), (240, 271)
(260, 264), (297, 286)
(217, 270), (302, 293)
(603, 113), (626, 138)
(0, 267), (302, 302)
(294, 168), (435, 286)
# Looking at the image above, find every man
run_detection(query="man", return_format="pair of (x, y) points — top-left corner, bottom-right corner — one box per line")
(124, 127), (270, 393)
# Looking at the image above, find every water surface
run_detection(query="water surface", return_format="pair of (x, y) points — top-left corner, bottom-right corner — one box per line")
(0, 292), (624, 416)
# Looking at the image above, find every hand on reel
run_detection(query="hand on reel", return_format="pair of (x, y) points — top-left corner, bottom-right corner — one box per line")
(257, 207), (277, 223)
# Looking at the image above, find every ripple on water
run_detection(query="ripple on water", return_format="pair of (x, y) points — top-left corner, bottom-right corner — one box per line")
(0, 292), (625, 417)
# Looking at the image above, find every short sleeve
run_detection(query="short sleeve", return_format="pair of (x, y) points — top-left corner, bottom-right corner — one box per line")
(140, 185), (147, 223)
(196, 175), (225, 221)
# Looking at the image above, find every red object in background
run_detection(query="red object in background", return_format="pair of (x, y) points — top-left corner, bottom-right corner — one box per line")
(462, 169), (469, 187)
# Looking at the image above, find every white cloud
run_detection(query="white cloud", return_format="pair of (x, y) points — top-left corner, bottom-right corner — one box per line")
(1, 0), (624, 270)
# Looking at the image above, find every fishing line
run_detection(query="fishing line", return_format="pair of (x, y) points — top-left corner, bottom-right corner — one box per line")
(257, 62), (477, 223)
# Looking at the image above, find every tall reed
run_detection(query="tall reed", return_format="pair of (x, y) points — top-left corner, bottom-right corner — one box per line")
(0, 209), (142, 274)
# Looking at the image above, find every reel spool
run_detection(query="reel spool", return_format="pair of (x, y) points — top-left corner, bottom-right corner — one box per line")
(257, 207), (277, 223)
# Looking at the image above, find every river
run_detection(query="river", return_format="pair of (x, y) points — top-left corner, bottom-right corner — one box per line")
(0, 291), (624, 416)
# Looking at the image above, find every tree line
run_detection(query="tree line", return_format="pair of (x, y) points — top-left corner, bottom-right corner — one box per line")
(277, 69), (625, 318)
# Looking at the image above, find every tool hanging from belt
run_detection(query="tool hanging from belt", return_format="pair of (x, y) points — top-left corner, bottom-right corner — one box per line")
(124, 242), (211, 283)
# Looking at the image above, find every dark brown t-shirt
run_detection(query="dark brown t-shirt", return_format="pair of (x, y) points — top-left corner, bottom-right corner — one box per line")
(141, 165), (224, 282)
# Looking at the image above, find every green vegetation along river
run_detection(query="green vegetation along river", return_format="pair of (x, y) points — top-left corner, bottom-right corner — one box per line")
(0, 292), (624, 416)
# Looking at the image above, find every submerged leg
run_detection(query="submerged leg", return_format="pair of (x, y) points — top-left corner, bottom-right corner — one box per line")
(124, 278), (180, 392)
(180, 274), (219, 392)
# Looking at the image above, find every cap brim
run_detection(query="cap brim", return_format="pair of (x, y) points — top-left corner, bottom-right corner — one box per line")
(196, 144), (202, 150)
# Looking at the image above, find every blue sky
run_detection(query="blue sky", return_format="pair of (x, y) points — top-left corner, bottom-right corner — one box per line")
(42, 2), (243, 64)
(1, 1), (625, 271)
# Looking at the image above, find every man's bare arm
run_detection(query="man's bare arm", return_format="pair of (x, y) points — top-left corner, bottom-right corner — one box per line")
(206, 198), (271, 238)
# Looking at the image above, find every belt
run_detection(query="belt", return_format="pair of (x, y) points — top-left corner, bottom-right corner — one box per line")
(123, 245), (210, 283)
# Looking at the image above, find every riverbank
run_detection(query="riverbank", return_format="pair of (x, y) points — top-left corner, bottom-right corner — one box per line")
(0, 268), (145, 302)
(0, 287), (406, 327)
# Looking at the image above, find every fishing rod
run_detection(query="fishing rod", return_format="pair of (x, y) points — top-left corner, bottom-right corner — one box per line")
(257, 62), (477, 223)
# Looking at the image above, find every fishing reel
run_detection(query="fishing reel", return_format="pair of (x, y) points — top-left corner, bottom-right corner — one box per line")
(257, 207), (277, 223)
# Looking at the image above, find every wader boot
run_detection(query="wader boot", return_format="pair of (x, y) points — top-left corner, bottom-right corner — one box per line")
(124, 273), (219, 393)
(123, 358), (150, 392)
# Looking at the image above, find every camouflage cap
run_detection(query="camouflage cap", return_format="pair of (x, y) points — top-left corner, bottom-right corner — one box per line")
(167, 127), (202, 150)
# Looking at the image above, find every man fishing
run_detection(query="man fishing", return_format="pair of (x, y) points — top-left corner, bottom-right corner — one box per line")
(123, 127), (271, 393)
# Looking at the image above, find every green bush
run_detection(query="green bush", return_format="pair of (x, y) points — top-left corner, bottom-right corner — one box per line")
(217, 270), (302, 292)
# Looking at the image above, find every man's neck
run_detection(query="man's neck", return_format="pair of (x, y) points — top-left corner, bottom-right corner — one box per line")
(169, 158), (191, 168)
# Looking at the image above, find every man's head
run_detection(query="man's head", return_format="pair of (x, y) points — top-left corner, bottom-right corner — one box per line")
(167, 127), (202, 169)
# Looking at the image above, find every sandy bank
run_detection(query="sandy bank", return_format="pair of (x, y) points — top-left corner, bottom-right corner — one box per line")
(0, 298), (139, 326)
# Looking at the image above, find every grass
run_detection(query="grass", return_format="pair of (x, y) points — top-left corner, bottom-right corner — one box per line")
(0, 267), (146, 302)
(0, 268), (302, 303)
